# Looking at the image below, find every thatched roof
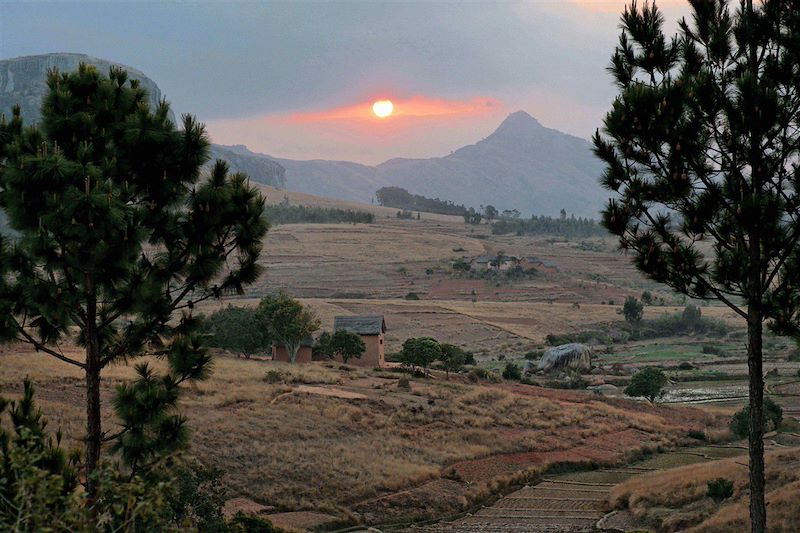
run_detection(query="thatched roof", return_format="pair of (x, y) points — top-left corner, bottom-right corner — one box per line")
(334, 315), (386, 335)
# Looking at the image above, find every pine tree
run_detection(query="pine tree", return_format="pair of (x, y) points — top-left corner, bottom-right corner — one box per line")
(0, 64), (267, 507)
(594, 2), (800, 531)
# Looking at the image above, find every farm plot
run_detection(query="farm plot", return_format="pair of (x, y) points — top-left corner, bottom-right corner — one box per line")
(423, 446), (752, 533)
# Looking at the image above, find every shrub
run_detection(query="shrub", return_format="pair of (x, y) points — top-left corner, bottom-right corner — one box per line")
(623, 296), (644, 324)
(624, 367), (668, 403)
(729, 397), (783, 438)
(687, 429), (707, 441)
(467, 368), (502, 383)
(405, 292), (420, 300)
(702, 344), (723, 355)
(264, 370), (285, 384)
(502, 362), (522, 381)
(524, 350), (543, 360)
(706, 478), (734, 502)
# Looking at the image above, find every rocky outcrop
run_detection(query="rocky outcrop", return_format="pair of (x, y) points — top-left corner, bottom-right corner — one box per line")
(0, 54), (286, 188)
(0, 53), (171, 123)
(537, 343), (592, 373)
(210, 144), (286, 188)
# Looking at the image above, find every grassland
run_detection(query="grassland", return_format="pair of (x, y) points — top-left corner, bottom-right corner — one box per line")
(610, 445), (800, 532)
(0, 344), (725, 526)
(6, 187), (799, 530)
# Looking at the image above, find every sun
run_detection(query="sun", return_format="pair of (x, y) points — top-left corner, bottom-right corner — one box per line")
(372, 100), (394, 118)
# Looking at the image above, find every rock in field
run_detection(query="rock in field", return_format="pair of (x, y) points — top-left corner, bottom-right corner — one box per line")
(537, 343), (592, 373)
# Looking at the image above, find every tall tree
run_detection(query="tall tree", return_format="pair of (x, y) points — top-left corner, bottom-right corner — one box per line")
(258, 293), (320, 362)
(594, 2), (800, 531)
(0, 65), (267, 504)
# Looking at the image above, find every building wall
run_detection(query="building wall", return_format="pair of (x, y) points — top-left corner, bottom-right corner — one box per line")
(272, 344), (313, 363)
(332, 333), (385, 367)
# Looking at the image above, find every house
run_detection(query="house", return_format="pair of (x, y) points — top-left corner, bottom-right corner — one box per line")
(272, 336), (314, 363)
(518, 256), (559, 273)
(470, 255), (493, 271)
(333, 315), (386, 367)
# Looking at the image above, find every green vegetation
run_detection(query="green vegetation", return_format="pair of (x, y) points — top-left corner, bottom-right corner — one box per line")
(314, 329), (366, 364)
(624, 368), (667, 403)
(201, 306), (271, 359)
(439, 343), (469, 377)
(0, 64), (267, 504)
(400, 337), (442, 374)
(623, 296), (644, 325)
(257, 293), (320, 363)
(706, 478), (734, 502)
(1, 381), (279, 532)
(264, 198), (374, 225)
(730, 398), (783, 439)
(492, 214), (606, 238)
(595, 2), (800, 528)
(502, 362), (522, 381)
(376, 186), (471, 217)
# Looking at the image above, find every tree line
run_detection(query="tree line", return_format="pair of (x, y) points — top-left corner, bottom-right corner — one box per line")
(265, 197), (375, 225)
(375, 186), (470, 217)
(492, 213), (607, 238)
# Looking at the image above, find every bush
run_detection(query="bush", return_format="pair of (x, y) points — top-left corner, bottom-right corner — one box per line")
(687, 429), (707, 441)
(706, 478), (734, 502)
(467, 368), (502, 383)
(502, 362), (522, 381)
(405, 292), (420, 300)
(624, 367), (668, 403)
(702, 344), (723, 355)
(729, 397), (783, 438)
(264, 370), (285, 384)
(623, 296), (644, 324)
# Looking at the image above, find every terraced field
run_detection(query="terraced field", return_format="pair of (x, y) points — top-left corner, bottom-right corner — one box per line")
(420, 445), (750, 533)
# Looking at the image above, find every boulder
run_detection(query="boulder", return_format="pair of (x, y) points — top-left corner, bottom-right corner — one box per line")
(537, 343), (592, 373)
(587, 383), (618, 395)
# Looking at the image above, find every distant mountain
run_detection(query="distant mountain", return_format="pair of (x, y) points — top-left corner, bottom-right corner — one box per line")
(0, 53), (285, 188)
(0, 54), (603, 215)
(266, 111), (606, 217)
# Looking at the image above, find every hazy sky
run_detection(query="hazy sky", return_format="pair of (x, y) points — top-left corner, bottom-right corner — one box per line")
(0, 1), (691, 164)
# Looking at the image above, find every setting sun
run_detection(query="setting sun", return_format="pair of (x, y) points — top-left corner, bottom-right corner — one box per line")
(372, 99), (394, 118)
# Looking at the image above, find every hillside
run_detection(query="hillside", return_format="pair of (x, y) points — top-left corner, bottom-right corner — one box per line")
(0, 53), (286, 188)
(268, 111), (607, 218)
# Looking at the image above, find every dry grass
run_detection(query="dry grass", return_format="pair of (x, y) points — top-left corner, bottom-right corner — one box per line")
(0, 344), (724, 522)
(611, 447), (800, 533)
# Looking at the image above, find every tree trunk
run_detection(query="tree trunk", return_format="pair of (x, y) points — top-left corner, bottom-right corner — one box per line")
(747, 307), (766, 533)
(288, 342), (299, 363)
(84, 275), (102, 513)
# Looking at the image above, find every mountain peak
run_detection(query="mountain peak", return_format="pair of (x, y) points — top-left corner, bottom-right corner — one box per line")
(496, 110), (542, 131)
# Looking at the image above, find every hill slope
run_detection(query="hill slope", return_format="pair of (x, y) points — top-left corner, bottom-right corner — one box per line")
(0, 53), (285, 188)
(269, 111), (606, 217)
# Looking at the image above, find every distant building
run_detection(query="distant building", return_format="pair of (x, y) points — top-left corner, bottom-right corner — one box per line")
(272, 336), (314, 363)
(518, 256), (559, 273)
(470, 255), (493, 271)
(333, 315), (386, 367)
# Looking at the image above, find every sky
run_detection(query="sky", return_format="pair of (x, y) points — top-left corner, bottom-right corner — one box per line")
(0, 1), (691, 164)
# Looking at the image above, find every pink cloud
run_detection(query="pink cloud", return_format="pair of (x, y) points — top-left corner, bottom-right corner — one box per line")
(283, 95), (502, 123)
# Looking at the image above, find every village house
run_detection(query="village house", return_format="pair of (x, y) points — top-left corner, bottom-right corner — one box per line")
(518, 256), (559, 273)
(272, 336), (314, 363)
(470, 255), (493, 271)
(333, 315), (386, 367)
